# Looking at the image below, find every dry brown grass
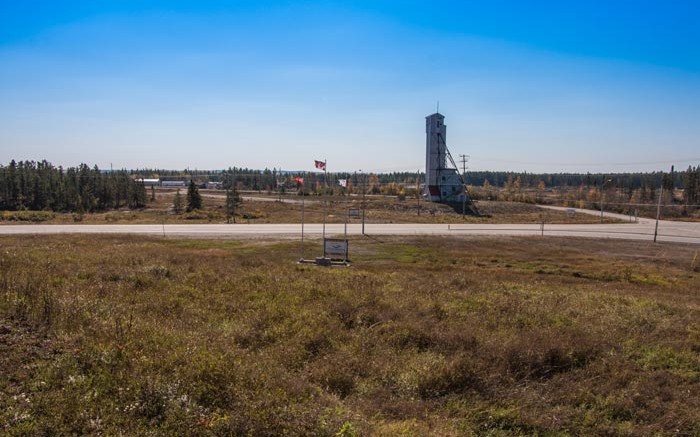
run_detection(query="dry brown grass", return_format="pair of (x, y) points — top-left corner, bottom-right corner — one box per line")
(0, 189), (621, 226)
(1, 235), (698, 435)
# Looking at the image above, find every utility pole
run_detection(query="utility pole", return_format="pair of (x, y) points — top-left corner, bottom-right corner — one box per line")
(344, 174), (348, 240)
(459, 155), (468, 176)
(278, 167), (282, 202)
(226, 183), (230, 224)
(459, 154), (469, 218)
(361, 170), (367, 235)
(654, 166), (673, 243)
(654, 185), (662, 243)
(322, 160), (327, 242)
(416, 170), (421, 216)
(224, 169), (231, 224)
(600, 178), (611, 223)
(300, 177), (305, 260)
(231, 169), (236, 223)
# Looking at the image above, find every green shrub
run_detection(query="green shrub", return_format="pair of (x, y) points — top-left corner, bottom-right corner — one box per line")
(1, 210), (56, 222)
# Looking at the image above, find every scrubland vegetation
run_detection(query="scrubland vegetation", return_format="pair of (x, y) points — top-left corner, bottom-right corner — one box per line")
(0, 160), (148, 212)
(1, 235), (698, 435)
(3, 160), (699, 223)
(0, 189), (621, 226)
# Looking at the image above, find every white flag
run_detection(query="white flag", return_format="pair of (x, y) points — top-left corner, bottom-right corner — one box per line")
(338, 179), (347, 187)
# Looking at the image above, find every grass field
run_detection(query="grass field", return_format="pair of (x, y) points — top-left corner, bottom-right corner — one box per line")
(1, 235), (698, 435)
(0, 189), (623, 225)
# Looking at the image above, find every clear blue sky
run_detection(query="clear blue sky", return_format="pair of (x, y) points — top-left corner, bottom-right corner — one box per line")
(1, 1), (699, 173)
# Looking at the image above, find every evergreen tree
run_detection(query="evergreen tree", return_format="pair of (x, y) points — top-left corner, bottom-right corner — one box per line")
(186, 180), (202, 212)
(225, 185), (241, 223)
(683, 165), (699, 209)
(1, 160), (149, 213)
(128, 180), (147, 209)
(173, 188), (183, 213)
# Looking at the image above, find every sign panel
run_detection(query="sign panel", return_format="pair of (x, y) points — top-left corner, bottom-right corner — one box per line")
(349, 208), (360, 218)
(324, 238), (348, 259)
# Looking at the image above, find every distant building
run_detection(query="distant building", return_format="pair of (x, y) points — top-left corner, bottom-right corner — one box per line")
(161, 180), (187, 188)
(423, 112), (471, 204)
(135, 178), (160, 187)
(206, 181), (223, 189)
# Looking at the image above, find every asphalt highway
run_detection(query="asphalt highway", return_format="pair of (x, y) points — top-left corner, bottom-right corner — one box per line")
(1, 213), (699, 244)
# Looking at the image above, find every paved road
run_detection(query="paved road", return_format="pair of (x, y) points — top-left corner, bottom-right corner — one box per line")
(536, 204), (645, 223)
(1, 217), (699, 244)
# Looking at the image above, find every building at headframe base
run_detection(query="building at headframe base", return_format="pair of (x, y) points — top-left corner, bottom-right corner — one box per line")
(423, 112), (479, 215)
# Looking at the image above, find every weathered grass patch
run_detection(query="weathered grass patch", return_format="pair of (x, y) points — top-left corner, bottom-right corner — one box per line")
(0, 235), (698, 435)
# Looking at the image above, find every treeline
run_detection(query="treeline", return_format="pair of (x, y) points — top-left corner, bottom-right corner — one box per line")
(364, 170), (685, 190)
(0, 160), (147, 212)
(471, 167), (700, 208)
(683, 165), (700, 207)
(136, 168), (692, 192)
(465, 165), (700, 218)
(136, 167), (281, 191)
(15, 160), (694, 212)
(463, 171), (683, 190)
(134, 165), (700, 206)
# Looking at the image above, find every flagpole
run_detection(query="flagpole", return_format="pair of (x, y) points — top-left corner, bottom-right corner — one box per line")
(344, 175), (348, 240)
(297, 176), (304, 261)
(322, 160), (327, 244)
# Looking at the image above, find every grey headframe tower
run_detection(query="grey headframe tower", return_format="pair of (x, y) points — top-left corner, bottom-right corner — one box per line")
(423, 112), (476, 212)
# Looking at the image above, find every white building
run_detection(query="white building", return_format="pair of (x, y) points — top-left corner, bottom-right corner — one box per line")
(135, 178), (160, 187)
(423, 112), (469, 203)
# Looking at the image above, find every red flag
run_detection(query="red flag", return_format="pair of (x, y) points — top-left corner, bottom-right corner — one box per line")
(293, 176), (304, 185)
(314, 160), (326, 171)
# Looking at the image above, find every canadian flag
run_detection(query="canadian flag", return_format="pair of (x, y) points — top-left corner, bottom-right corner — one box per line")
(337, 179), (347, 187)
(314, 160), (326, 171)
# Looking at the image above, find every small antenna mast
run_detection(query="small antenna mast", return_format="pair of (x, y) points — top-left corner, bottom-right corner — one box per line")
(436, 100), (440, 114)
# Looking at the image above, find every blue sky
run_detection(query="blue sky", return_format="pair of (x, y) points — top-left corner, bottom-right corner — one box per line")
(1, 1), (699, 172)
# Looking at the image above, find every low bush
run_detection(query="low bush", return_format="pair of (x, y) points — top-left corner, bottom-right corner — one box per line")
(0, 210), (56, 222)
